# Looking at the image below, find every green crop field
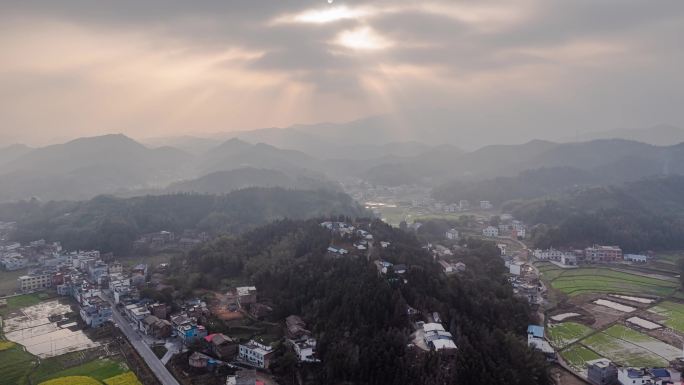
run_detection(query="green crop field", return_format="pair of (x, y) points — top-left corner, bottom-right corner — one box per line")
(536, 265), (566, 281)
(561, 344), (602, 371)
(547, 322), (594, 348)
(548, 268), (678, 297)
(30, 356), (129, 384)
(648, 301), (684, 333)
(0, 344), (38, 385)
(0, 293), (49, 317)
(579, 325), (678, 367)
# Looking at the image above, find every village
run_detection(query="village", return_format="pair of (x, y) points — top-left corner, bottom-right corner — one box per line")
(0, 218), (468, 385)
(4, 198), (684, 385)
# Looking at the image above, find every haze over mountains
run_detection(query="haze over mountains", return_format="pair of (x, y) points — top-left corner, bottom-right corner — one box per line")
(1, 122), (684, 203)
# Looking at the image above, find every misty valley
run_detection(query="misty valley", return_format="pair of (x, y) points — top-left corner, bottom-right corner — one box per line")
(2, 1), (684, 385)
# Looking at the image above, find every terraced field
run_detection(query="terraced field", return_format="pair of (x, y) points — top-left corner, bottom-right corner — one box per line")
(579, 325), (679, 367)
(535, 262), (566, 281)
(548, 268), (678, 297)
(648, 301), (684, 333)
(547, 322), (593, 348)
(561, 344), (602, 371)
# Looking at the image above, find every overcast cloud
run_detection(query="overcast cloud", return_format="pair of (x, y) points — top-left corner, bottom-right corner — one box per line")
(1, 0), (683, 146)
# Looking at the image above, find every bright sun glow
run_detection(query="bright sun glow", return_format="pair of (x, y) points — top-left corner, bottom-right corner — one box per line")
(336, 27), (393, 50)
(292, 6), (368, 24)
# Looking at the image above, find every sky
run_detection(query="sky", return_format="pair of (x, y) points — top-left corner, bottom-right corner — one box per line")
(1, 0), (683, 146)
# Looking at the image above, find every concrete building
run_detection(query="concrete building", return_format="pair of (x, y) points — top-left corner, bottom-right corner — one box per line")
(445, 228), (459, 240)
(236, 286), (257, 307)
(238, 340), (274, 369)
(1, 253), (27, 270)
(80, 297), (112, 328)
(205, 333), (238, 360)
(497, 243), (507, 256)
(586, 358), (617, 385)
(561, 254), (577, 266)
(171, 314), (207, 345)
(624, 254), (649, 263)
(17, 271), (53, 291)
(527, 325), (555, 360)
(423, 322), (457, 351)
(617, 367), (678, 385)
(482, 226), (499, 237)
(509, 262), (524, 276)
(289, 337), (319, 363)
(584, 245), (623, 263)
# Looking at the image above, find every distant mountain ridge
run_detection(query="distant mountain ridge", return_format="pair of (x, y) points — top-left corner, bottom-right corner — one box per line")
(5, 131), (684, 203)
(164, 167), (339, 194)
(0, 144), (32, 166)
(572, 124), (684, 146)
(198, 138), (317, 174)
(362, 139), (684, 186)
(0, 135), (339, 202)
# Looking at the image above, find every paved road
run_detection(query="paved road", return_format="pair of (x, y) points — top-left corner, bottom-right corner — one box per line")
(105, 297), (181, 385)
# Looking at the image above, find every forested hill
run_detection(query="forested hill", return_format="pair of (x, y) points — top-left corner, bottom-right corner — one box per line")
(0, 188), (366, 255)
(505, 175), (684, 251)
(433, 167), (601, 205)
(163, 167), (340, 195)
(170, 219), (551, 385)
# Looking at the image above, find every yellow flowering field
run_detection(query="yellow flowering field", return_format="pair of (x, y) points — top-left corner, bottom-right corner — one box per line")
(39, 376), (101, 385)
(104, 371), (143, 385)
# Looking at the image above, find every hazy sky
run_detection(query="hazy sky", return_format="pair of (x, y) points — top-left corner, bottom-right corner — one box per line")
(1, 0), (683, 146)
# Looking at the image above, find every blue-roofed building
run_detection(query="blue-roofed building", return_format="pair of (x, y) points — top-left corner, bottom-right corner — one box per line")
(650, 368), (671, 378)
(527, 325), (555, 360)
(617, 367), (679, 385)
(527, 325), (544, 339)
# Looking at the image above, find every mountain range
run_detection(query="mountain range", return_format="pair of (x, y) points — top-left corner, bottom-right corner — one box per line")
(572, 124), (684, 146)
(3, 128), (684, 203)
(363, 139), (684, 186)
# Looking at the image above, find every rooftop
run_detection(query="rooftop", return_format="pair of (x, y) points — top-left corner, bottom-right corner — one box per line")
(527, 325), (544, 338)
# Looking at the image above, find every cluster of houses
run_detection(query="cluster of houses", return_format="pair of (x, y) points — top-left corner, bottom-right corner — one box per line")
(533, 245), (648, 265)
(411, 199), (494, 213)
(505, 257), (543, 306)
(421, 320), (457, 351)
(321, 221), (391, 258)
(426, 243), (467, 275)
(482, 219), (527, 239)
(180, 285), (318, 373)
(133, 229), (209, 251)
(587, 358), (680, 385)
(17, 250), (103, 292)
(438, 260), (466, 275)
(187, 313), (320, 372)
(285, 315), (319, 363)
(27, 250), (118, 328)
(375, 260), (407, 275)
(1, 238), (64, 272)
